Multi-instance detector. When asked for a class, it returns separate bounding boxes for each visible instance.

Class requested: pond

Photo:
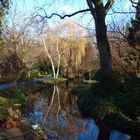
[23,84,131,140]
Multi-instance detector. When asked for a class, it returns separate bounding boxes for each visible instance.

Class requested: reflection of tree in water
[24,85,87,139]
[23,85,132,140]
[42,85,86,139]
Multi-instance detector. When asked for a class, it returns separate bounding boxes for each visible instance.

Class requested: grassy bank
[72,80,140,139]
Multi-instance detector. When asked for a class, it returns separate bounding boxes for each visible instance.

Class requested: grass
[83,80,99,84]
[44,77,67,84]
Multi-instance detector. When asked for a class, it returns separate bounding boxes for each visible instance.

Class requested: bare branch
[104,0,114,14]
[35,4,137,21]
[36,8,90,20]
[86,0,96,18]
[133,47,140,52]
[108,11,136,15]
[129,0,138,7]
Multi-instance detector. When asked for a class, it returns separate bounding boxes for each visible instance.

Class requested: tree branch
[35,5,137,22]
[129,0,138,5]
[36,8,90,20]
[108,11,136,15]
[104,0,114,14]
[86,0,96,18]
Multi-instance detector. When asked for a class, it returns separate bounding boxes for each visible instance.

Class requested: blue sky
[8,0,137,30]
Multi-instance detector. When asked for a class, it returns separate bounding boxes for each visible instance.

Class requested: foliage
[112,53,131,83]
[0,96,8,120]
[0,87,26,121]
[0,96,8,106]
[84,70,95,80]
[9,87,27,105]
[73,81,140,120]
[31,69,47,78]
[0,52,28,79]
[109,38,140,82]
[91,99,118,120]
[72,81,140,137]
[0,107,8,120]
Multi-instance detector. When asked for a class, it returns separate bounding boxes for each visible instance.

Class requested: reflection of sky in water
[25,108,131,140]
[110,130,131,140]
[27,109,44,125]
[74,120,99,140]
[59,111,68,128]
[24,88,131,140]
[25,101,100,140]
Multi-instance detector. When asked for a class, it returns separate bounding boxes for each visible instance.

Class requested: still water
[23,85,131,140]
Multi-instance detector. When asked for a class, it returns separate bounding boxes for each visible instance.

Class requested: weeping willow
[62,37,89,78]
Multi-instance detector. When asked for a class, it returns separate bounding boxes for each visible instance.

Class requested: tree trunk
[95,13,115,83]
[98,124,111,140]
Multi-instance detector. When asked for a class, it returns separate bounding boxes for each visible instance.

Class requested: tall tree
[38,0,116,83]
[86,0,115,83]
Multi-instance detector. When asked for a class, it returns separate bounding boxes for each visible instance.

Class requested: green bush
[84,70,95,80]
[31,69,48,78]
[9,87,27,105]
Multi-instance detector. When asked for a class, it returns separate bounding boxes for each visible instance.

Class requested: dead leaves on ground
[0,104,21,129]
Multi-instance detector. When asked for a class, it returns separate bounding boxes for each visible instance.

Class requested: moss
[112,83,140,118]
[0,96,8,106]
[91,99,118,120]
[72,81,140,137]
[107,112,140,137]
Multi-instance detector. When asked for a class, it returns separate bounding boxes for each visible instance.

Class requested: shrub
[0,52,28,79]
[84,70,95,80]
[9,87,27,105]
[31,69,47,78]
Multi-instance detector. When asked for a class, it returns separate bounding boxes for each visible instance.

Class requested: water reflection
[110,131,131,140]
[23,85,130,140]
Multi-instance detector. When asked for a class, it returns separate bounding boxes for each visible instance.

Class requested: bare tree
[56,20,88,79]
[42,30,65,79]
[36,0,118,84]
[1,8,45,79]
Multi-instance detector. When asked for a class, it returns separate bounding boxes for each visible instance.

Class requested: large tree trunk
[95,13,115,83]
